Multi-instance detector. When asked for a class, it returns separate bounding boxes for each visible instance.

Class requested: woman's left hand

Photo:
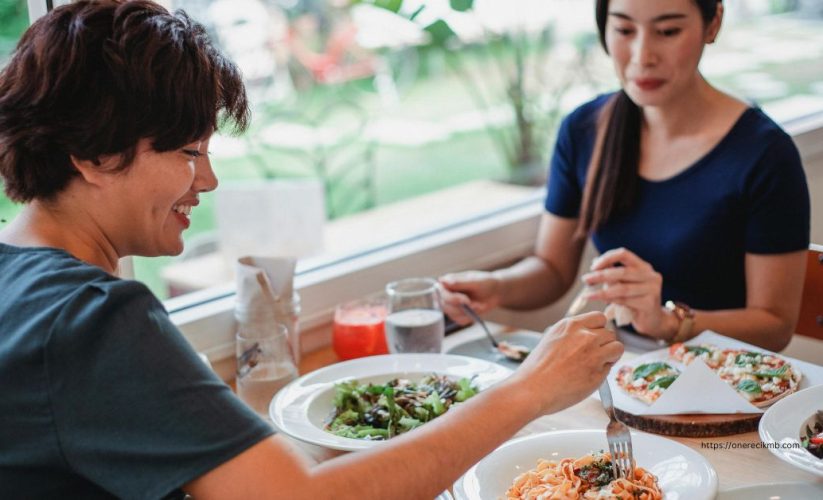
[581,247,675,340]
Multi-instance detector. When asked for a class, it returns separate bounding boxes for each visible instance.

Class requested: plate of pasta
[453,430,717,499]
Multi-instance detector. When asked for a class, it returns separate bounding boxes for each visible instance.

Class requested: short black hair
[0,0,249,203]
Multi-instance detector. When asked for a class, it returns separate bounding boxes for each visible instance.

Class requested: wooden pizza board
[614,408,761,437]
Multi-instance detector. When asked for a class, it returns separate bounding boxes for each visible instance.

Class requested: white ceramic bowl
[453,429,717,500]
[759,384,823,477]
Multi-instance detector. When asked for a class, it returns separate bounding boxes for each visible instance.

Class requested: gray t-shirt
[0,243,274,499]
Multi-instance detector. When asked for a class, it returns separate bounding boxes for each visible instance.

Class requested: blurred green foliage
[0,0,27,39]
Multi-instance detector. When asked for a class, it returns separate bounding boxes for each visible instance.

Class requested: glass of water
[236,322,298,419]
[384,278,445,353]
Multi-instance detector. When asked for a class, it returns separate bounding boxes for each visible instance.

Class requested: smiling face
[106,137,216,257]
[605,0,721,107]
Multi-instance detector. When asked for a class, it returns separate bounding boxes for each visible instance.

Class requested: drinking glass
[236,322,298,419]
[333,296,389,360]
[384,278,445,353]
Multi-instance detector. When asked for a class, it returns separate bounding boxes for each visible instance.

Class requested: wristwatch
[664,300,695,344]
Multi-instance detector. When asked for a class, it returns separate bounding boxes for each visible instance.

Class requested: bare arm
[184,313,623,499]
[687,251,806,351]
[440,213,586,322]
[495,213,586,310]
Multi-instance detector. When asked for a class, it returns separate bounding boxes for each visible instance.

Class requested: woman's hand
[581,247,677,340]
[438,271,503,325]
[512,311,624,415]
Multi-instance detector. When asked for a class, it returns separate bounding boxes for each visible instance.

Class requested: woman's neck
[640,75,727,138]
[0,199,120,273]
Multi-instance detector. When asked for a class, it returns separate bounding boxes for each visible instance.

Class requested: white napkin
[604,303,633,327]
[640,358,762,415]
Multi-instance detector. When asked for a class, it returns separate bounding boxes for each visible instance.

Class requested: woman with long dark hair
[442,0,809,352]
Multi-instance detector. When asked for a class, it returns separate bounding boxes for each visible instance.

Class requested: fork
[599,380,634,480]
[461,304,499,349]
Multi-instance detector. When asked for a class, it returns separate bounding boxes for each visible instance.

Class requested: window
[0,0,28,227]
[3,0,823,310]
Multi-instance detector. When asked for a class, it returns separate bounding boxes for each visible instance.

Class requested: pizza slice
[669,343,802,408]
[715,348,803,408]
[616,361,681,405]
[668,343,725,369]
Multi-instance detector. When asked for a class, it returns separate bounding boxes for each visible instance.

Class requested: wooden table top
[291,323,823,493]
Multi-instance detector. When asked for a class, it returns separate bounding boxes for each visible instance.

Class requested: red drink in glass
[333,299,389,360]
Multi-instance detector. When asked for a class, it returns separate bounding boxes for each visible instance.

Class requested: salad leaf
[398,416,422,432]
[456,377,477,402]
[425,391,446,416]
[325,375,478,440]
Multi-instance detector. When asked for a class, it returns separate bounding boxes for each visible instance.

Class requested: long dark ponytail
[577,0,722,237]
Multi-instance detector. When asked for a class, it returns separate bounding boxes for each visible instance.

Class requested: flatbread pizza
[617,343,802,408]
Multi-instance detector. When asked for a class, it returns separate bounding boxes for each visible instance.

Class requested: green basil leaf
[648,375,678,390]
[753,365,789,379]
[737,379,762,394]
[686,346,711,355]
[735,352,762,366]
[632,362,672,380]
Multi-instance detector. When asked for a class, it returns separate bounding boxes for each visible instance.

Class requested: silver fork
[599,380,634,480]
[566,285,634,478]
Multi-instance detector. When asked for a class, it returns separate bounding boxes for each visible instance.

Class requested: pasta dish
[506,452,662,499]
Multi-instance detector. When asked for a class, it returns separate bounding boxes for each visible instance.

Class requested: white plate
[435,491,454,500]
[269,353,512,451]
[718,482,823,499]
[759,384,823,477]
[453,429,717,500]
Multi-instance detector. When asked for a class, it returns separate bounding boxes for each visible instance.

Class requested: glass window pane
[3,1,821,302]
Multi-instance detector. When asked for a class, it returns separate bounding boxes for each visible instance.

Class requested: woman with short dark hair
[441,0,810,352]
[0,2,622,498]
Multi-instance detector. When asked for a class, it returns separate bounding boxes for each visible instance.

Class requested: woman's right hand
[513,311,624,416]
[438,270,503,324]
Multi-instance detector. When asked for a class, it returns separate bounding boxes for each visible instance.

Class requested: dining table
[284,321,823,494]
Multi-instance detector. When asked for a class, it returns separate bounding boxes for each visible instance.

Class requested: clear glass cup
[236,322,298,419]
[273,291,301,365]
[384,277,445,353]
[333,295,389,360]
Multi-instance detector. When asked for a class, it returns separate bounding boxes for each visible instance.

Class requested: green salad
[324,374,478,440]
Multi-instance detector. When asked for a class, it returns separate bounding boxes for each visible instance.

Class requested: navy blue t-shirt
[545,94,810,310]
[0,243,274,499]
